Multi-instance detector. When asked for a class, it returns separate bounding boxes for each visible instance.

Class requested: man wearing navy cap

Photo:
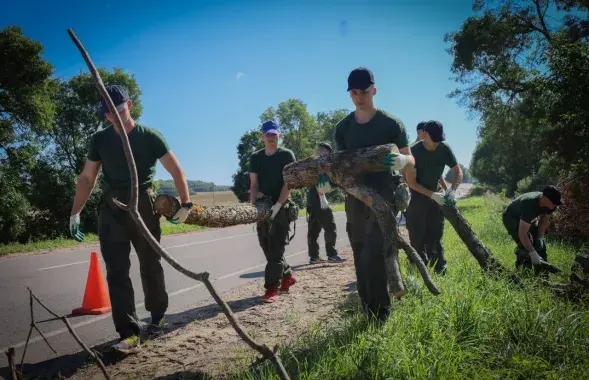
[333,67,415,321]
[502,185,564,272]
[249,120,298,303]
[69,84,192,354]
[405,120,462,275]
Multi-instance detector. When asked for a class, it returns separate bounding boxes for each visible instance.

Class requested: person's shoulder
[90,125,113,142]
[335,112,354,129]
[377,109,405,127]
[136,123,164,136]
[278,147,296,159]
[410,140,423,149]
[439,141,455,152]
[251,148,265,157]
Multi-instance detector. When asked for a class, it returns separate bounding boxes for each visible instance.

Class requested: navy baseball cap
[347,67,374,91]
[424,120,446,142]
[99,85,130,117]
[261,120,280,134]
[416,121,427,131]
[543,185,564,206]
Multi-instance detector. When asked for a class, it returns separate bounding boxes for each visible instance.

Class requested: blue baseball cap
[99,84,130,117]
[261,120,280,134]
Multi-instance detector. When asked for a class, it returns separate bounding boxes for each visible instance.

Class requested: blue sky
[3,0,480,186]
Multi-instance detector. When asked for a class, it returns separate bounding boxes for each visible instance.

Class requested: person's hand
[316,173,333,194]
[444,189,457,206]
[319,193,330,209]
[169,202,193,224]
[430,192,445,206]
[69,213,85,242]
[528,249,545,265]
[268,202,283,222]
[382,150,408,171]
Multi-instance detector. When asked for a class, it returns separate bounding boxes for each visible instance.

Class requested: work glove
[168,202,193,224]
[268,202,282,222]
[528,249,544,265]
[316,173,334,194]
[430,192,446,206]
[69,213,85,242]
[444,189,457,207]
[382,150,408,171]
[319,193,330,209]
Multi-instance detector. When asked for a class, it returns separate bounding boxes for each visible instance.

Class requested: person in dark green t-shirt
[68,85,192,355]
[331,67,415,321]
[249,120,297,303]
[414,121,448,191]
[502,185,564,271]
[405,120,463,275]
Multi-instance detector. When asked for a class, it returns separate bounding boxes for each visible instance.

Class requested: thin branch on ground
[66,28,291,380]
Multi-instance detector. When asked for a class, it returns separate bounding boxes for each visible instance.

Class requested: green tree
[0,26,57,243]
[446,163,471,184]
[231,129,264,202]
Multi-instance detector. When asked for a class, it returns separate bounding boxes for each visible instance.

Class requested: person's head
[423,120,446,146]
[416,121,427,141]
[100,84,133,126]
[261,120,281,148]
[539,185,564,213]
[347,67,376,111]
[316,142,332,156]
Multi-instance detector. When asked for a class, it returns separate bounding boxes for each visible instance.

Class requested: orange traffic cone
[72,251,112,315]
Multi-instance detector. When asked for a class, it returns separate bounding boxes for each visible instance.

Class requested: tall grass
[229,194,589,380]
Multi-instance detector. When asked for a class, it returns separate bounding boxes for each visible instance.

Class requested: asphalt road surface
[0,183,472,374]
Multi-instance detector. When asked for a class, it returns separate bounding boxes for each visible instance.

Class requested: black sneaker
[309,257,323,264]
[145,315,166,336]
[328,255,346,263]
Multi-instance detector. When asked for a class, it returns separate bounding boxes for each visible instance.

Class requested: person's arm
[277,183,290,205]
[449,164,463,191]
[249,172,259,204]
[537,214,549,238]
[159,151,190,204]
[405,166,434,197]
[439,176,448,191]
[71,160,102,215]
[518,220,535,252]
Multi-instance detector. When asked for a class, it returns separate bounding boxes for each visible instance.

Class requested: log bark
[154,195,272,227]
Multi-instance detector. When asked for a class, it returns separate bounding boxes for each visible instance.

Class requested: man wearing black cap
[306,142,345,264]
[69,84,192,354]
[502,185,563,271]
[249,120,298,303]
[333,67,415,321]
[405,120,463,275]
[413,121,449,191]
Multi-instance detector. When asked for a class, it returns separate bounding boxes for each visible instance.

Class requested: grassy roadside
[0,204,345,257]
[228,194,588,380]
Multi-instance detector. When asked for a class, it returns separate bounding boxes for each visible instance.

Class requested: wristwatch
[181,202,193,209]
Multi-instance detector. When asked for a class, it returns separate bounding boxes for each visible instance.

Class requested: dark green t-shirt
[410,140,458,191]
[249,147,296,202]
[334,109,409,189]
[87,123,170,190]
[503,191,552,223]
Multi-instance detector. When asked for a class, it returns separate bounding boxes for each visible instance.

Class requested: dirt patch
[70,246,359,380]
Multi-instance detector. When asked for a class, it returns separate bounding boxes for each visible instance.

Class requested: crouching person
[249,120,298,303]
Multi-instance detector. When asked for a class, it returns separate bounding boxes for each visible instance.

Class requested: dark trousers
[307,208,338,258]
[256,207,292,289]
[405,191,447,274]
[345,195,393,320]
[502,214,547,271]
[98,189,168,339]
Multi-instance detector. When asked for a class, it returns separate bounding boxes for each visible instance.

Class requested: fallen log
[283,143,440,297]
[154,195,272,228]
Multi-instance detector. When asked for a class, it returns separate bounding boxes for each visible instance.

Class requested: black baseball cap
[542,185,564,206]
[347,67,374,91]
[424,120,446,142]
[318,142,332,153]
[99,84,130,117]
[416,121,427,131]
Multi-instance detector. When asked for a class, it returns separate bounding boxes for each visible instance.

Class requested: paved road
[0,183,472,374]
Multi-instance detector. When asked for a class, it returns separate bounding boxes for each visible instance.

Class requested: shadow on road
[239,261,346,280]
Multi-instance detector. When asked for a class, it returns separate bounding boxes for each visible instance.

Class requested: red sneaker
[279,274,296,293]
[262,287,279,303]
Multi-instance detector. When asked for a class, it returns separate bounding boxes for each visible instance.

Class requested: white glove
[169,203,192,224]
[383,151,408,171]
[316,173,334,194]
[445,189,456,201]
[528,250,544,265]
[430,192,445,206]
[319,193,330,209]
[268,202,282,221]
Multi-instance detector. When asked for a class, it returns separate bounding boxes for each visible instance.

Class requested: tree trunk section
[154,194,272,227]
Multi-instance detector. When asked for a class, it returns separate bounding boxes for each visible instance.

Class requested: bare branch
[62,316,111,380]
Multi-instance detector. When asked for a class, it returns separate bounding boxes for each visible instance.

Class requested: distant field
[190,191,238,206]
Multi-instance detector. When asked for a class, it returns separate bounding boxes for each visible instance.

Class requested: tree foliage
[446,163,471,184]
[447,0,589,238]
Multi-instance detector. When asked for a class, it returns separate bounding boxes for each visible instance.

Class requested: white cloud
[236,72,244,80]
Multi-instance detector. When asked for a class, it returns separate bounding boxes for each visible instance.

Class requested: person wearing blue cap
[332,67,415,321]
[405,120,463,275]
[68,84,192,354]
[249,120,298,303]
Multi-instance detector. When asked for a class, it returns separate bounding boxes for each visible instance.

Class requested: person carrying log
[68,85,192,355]
[331,67,415,321]
[415,121,449,191]
[306,142,345,264]
[501,185,564,274]
[405,120,463,275]
[249,120,298,303]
